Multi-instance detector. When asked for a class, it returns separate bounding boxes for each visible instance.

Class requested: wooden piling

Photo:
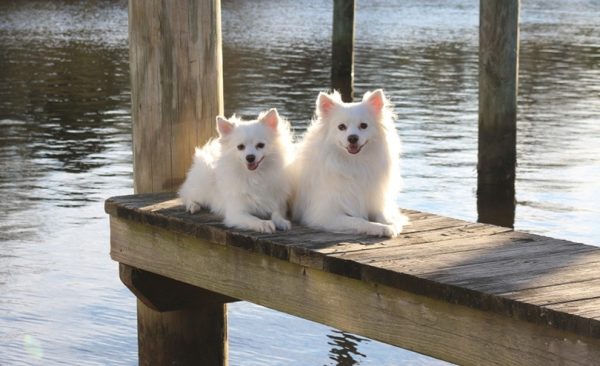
[478,0,519,227]
[130,0,223,193]
[331,0,355,102]
[128,0,226,364]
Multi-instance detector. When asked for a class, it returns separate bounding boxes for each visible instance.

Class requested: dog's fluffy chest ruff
[321,146,391,216]
[217,160,287,217]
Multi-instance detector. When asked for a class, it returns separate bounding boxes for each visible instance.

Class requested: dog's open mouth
[346,142,366,155]
[247,157,264,171]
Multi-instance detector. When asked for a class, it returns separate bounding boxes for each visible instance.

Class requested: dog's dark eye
[237,144,245,150]
[337,124,347,131]
[359,122,368,130]
[256,142,265,149]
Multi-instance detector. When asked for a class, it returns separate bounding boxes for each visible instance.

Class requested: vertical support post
[331,0,355,102]
[478,0,519,228]
[137,300,227,366]
[128,0,226,365]
[130,0,223,193]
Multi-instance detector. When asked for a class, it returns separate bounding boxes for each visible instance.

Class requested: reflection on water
[1,0,599,365]
[326,330,367,366]
[477,183,516,228]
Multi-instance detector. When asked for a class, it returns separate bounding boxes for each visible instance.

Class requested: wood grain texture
[548,298,600,320]
[106,193,600,344]
[137,299,227,366]
[434,260,600,294]
[130,0,223,194]
[110,214,600,366]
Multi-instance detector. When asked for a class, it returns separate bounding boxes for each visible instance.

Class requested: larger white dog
[291,89,407,237]
[179,109,292,233]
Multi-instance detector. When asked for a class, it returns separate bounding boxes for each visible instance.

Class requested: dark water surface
[1,0,599,364]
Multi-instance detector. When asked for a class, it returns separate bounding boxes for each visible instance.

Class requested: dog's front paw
[252,219,276,234]
[273,217,291,231]
[390,214,408,234]
[382,224,400,238]
[375,212,408,235]
[186,202,201,214]
[368,223,399,238]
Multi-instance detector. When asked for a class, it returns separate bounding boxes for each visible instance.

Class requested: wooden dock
[117,1,589,364]
[106,193,600,365]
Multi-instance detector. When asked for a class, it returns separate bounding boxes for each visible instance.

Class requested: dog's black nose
[347,135,359,144]
[246,154,256,163]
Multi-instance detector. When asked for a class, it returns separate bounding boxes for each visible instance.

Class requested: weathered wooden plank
[322,244,600,326]
[424,251,600,287]
[105,194,504,256]
[326,230,534,259]
[349,238,595,270]
[289,224,514,275]
[105,195,451,246]
[443,261,600,295]
[110,216,600,366]
[282,217,471,255]
[318,222,513,256]
[107,195,497,274]
[499,278,600,306]
[327,237,579,273]
[548,298,600,320]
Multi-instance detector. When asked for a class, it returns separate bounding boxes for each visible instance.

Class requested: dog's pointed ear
[216,116,235,137]
[363,89,385,112]
[317,92,339,116]
[260,108,279,130]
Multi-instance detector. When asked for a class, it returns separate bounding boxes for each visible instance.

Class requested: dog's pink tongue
[247,162,259,171]
[347,144,360,154]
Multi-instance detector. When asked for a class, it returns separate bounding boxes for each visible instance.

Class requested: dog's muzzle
[247,156,264,171]
[346,141,366,155]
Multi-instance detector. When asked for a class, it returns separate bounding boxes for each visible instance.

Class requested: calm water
[1,0,599,364]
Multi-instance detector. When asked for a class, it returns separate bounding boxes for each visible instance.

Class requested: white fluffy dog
[291,89,408,237]
[179,109,292,233]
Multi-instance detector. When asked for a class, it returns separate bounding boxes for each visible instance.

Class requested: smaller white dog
[291,89,408,237]
[179,109,292,233]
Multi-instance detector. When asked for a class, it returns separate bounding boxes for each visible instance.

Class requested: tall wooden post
[331,0,355,102]
[477,0,519,228]
[130,0,223,193]
[128,0,227,364]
